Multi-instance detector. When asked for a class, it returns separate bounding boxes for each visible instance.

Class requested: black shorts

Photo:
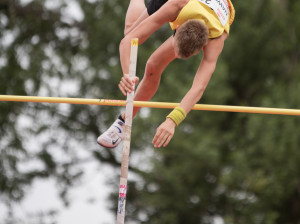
[147,0,168,15]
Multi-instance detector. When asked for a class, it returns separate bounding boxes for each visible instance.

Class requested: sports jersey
[147,0,235,38]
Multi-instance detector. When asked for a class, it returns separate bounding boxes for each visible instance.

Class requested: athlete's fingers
[121,77,133,92]
[152,130,161,144]
[118,83,126,96]
[153,127,171,148]
[154,132,165,148]
[121,79,134,93]
[121,76,131,87]
[156,133,169,148]
[153,119,176,148]
[134,77,139,86]
[152,129,162,146]
[163,135,172,148]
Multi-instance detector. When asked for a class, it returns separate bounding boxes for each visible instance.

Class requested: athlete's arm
[118,0,188,95]
[152,33,228,148]
[178,33,227,114]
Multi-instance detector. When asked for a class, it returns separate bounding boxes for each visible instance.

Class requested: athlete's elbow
[191,86,206,101]
[120,35,140,53]
[119,37,127,53]
[196,87,206,99]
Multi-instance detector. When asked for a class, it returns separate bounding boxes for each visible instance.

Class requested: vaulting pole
[116,38,138,224]
[1,95,300,116]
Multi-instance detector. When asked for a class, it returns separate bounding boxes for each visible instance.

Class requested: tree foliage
[1,0,300,223]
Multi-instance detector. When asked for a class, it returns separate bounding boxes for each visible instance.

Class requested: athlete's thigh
[125,0,147,33]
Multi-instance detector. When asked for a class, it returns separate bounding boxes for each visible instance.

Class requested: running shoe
[97,118,125,148]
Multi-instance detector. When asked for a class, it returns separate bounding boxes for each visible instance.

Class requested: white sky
[0,160,115,224]
[24,161,115,224]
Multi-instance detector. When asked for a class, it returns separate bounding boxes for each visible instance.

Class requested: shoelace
[108,129,119,140]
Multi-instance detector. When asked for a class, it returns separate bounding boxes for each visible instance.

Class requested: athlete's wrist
[166,117,177,126]
[166,106,187,126]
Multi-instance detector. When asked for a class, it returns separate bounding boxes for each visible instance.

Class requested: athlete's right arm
[118,0,188,95]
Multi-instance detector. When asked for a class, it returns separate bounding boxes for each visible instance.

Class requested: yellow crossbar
[0,95,300,116]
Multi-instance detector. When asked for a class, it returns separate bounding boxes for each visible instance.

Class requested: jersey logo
[198,0,229,26]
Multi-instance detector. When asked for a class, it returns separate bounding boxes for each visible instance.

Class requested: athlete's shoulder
[168,0,190,9]
[203,33,227,62]
[150,0,189,22]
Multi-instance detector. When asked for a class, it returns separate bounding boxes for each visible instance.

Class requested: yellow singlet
[170,0,235,38]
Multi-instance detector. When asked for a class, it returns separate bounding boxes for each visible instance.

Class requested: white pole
[117,38,138,224]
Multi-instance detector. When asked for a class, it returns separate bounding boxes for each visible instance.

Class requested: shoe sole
[97,140,118,149]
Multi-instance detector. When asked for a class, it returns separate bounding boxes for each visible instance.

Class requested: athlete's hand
[118,74,139,96]
[152,118,176,148]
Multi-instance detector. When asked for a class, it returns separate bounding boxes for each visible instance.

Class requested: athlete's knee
[124,23,133,36]
[144,59,162,82]
[119,36,129,53]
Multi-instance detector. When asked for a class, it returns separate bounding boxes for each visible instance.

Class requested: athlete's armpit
[203,32,227,63]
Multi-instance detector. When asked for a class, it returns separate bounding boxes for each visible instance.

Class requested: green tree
[119,0,300,224]
[0,0,149,222]
[1,0,300,224]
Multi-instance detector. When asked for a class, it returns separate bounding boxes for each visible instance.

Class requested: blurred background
[1,0,300,223]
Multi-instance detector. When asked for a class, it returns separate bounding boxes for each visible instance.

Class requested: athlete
[97,0,235,148]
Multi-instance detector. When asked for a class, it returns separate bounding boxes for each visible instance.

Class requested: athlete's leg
[124,0,148,35]
[122,36,177,118]
[98,36,177,148]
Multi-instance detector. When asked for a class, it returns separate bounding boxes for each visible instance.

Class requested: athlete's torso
[170,0,235,38]
[147,0,235,38]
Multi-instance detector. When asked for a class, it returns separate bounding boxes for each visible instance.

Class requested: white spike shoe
[97,118,125,148]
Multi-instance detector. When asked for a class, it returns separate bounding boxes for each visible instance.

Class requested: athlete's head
[173,19,209,59]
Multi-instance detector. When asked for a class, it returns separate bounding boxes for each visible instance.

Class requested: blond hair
[174,19,209,59]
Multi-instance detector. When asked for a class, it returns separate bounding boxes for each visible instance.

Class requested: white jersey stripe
[198,0,229,26]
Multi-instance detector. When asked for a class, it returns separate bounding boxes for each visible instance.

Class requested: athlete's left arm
[178,33,227,114]
[152,33,228,148]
